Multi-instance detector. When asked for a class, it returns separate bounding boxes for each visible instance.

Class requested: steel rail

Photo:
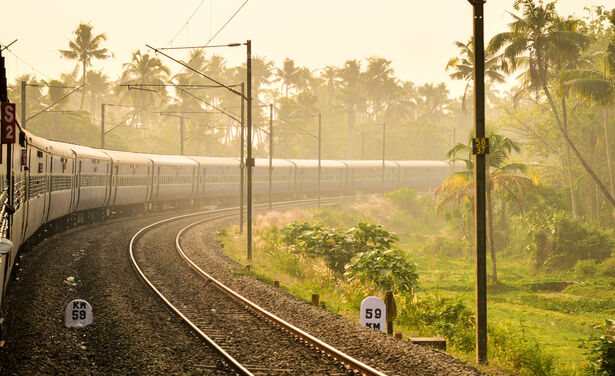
[175,200,389,376]
[129,206,254,376]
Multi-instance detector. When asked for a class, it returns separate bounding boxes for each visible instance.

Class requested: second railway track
[130,200,388,375]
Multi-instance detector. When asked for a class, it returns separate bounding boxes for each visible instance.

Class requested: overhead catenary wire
[26,83,85,122]
[165,0,208,48]
[151,0,250,102]
[176,87,238,122]
[0,39,53,81]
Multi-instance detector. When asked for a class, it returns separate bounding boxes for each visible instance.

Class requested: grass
[216,198,613,375]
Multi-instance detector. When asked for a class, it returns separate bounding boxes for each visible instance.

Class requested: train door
[146,165,152,202]
[41,154,50,222]
[155,166,160,199]
[112,164,119,205]
[103,161,110,206]
[20,146,31,243]
[74,159,82,212]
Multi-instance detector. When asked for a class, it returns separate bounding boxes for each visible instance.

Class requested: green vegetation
[218,186,615,375]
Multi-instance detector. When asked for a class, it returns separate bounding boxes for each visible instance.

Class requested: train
[0,129,456,307]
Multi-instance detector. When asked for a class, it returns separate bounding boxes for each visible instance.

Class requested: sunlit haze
[1,0,609,96]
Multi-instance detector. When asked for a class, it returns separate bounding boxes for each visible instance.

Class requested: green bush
[397,293,475,352]
[576,259,599,277]
[600,257,615,278]
[527,210,615,271]
[344,247,419,294]
[584,319,615,376]
[385,188,441,230]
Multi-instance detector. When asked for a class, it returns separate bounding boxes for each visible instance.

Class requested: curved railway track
[130,199,389,376]
[1,197,480,375]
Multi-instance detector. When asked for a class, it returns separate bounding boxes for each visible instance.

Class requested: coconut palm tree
[337,59,365,158]
[59,22,111,110]
[487,0,615,213]
[437,131,535,282]
[275,58,300,97]
[446,37,506,111]
[561,12,615,198]
[363,57,398,119]
[118,50,170,129]
[85,70,109,122]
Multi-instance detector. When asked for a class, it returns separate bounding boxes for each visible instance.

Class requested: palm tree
[59,22,111,110]
[561,12,615,199]
[275,58,300,97]
[337,59,365,158]
[437,131,535,282]
[85,70,109,122]
[487,0,615,214]
[118,50,170,129]
[364,57,398,120]
[446,37,506,111]
[320,66,341,105]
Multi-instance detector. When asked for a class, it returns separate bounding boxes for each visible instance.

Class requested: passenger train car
[0,129,457,307]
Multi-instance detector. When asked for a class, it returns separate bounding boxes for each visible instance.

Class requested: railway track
[129,199,389,376]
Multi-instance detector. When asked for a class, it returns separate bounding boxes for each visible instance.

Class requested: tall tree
[337,59,365,158]
[118,50,170,129]
[364,57,397,119]
[487,0,615,213]
[275,58,300,97]
[446,37,506,111]
[59,22,111,110]
[561,9,615,198]
[438,131,534,282]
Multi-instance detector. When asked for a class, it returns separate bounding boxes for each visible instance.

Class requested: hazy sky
[0,0,612,96]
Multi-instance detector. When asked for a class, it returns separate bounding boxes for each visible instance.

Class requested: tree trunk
[346,104,355,159]
[603,105,614,195]
[542,82,615,210]
[561,95,578,219]
[80,60,86,110]
[487,182,497,283]
[565,145,577,219]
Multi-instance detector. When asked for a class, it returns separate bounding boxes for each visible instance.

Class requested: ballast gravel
[0,210,481,375]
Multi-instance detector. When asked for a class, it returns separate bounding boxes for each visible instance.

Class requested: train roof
[394,160,450,168]
[47,140,77,158]
[144,154,198,167]
[25,131,53,151]
[102,149,154,165]
[251,158,295,168]
[337,160,398,168]
[287,159,347,168]
[53,142,112,161]
[188,156,239,167]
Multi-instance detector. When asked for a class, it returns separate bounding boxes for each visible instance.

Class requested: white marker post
[360,296,386,333]
[64,299,93,328]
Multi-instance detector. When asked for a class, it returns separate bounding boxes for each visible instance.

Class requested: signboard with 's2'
[360,296,386,333]
[1,103,17,144]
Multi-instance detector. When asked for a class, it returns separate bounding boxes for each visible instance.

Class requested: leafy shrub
[584,319,615,375]
[397,293,475,352]
[385,188,422,214]
[575,259,599,277]
[527,210,615,271]
[281,221,317,244]
[344,247,419,294]
[600,257,615,278]
[339,279,378,310]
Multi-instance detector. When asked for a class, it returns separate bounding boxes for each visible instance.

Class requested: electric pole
[469,0,488,364]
